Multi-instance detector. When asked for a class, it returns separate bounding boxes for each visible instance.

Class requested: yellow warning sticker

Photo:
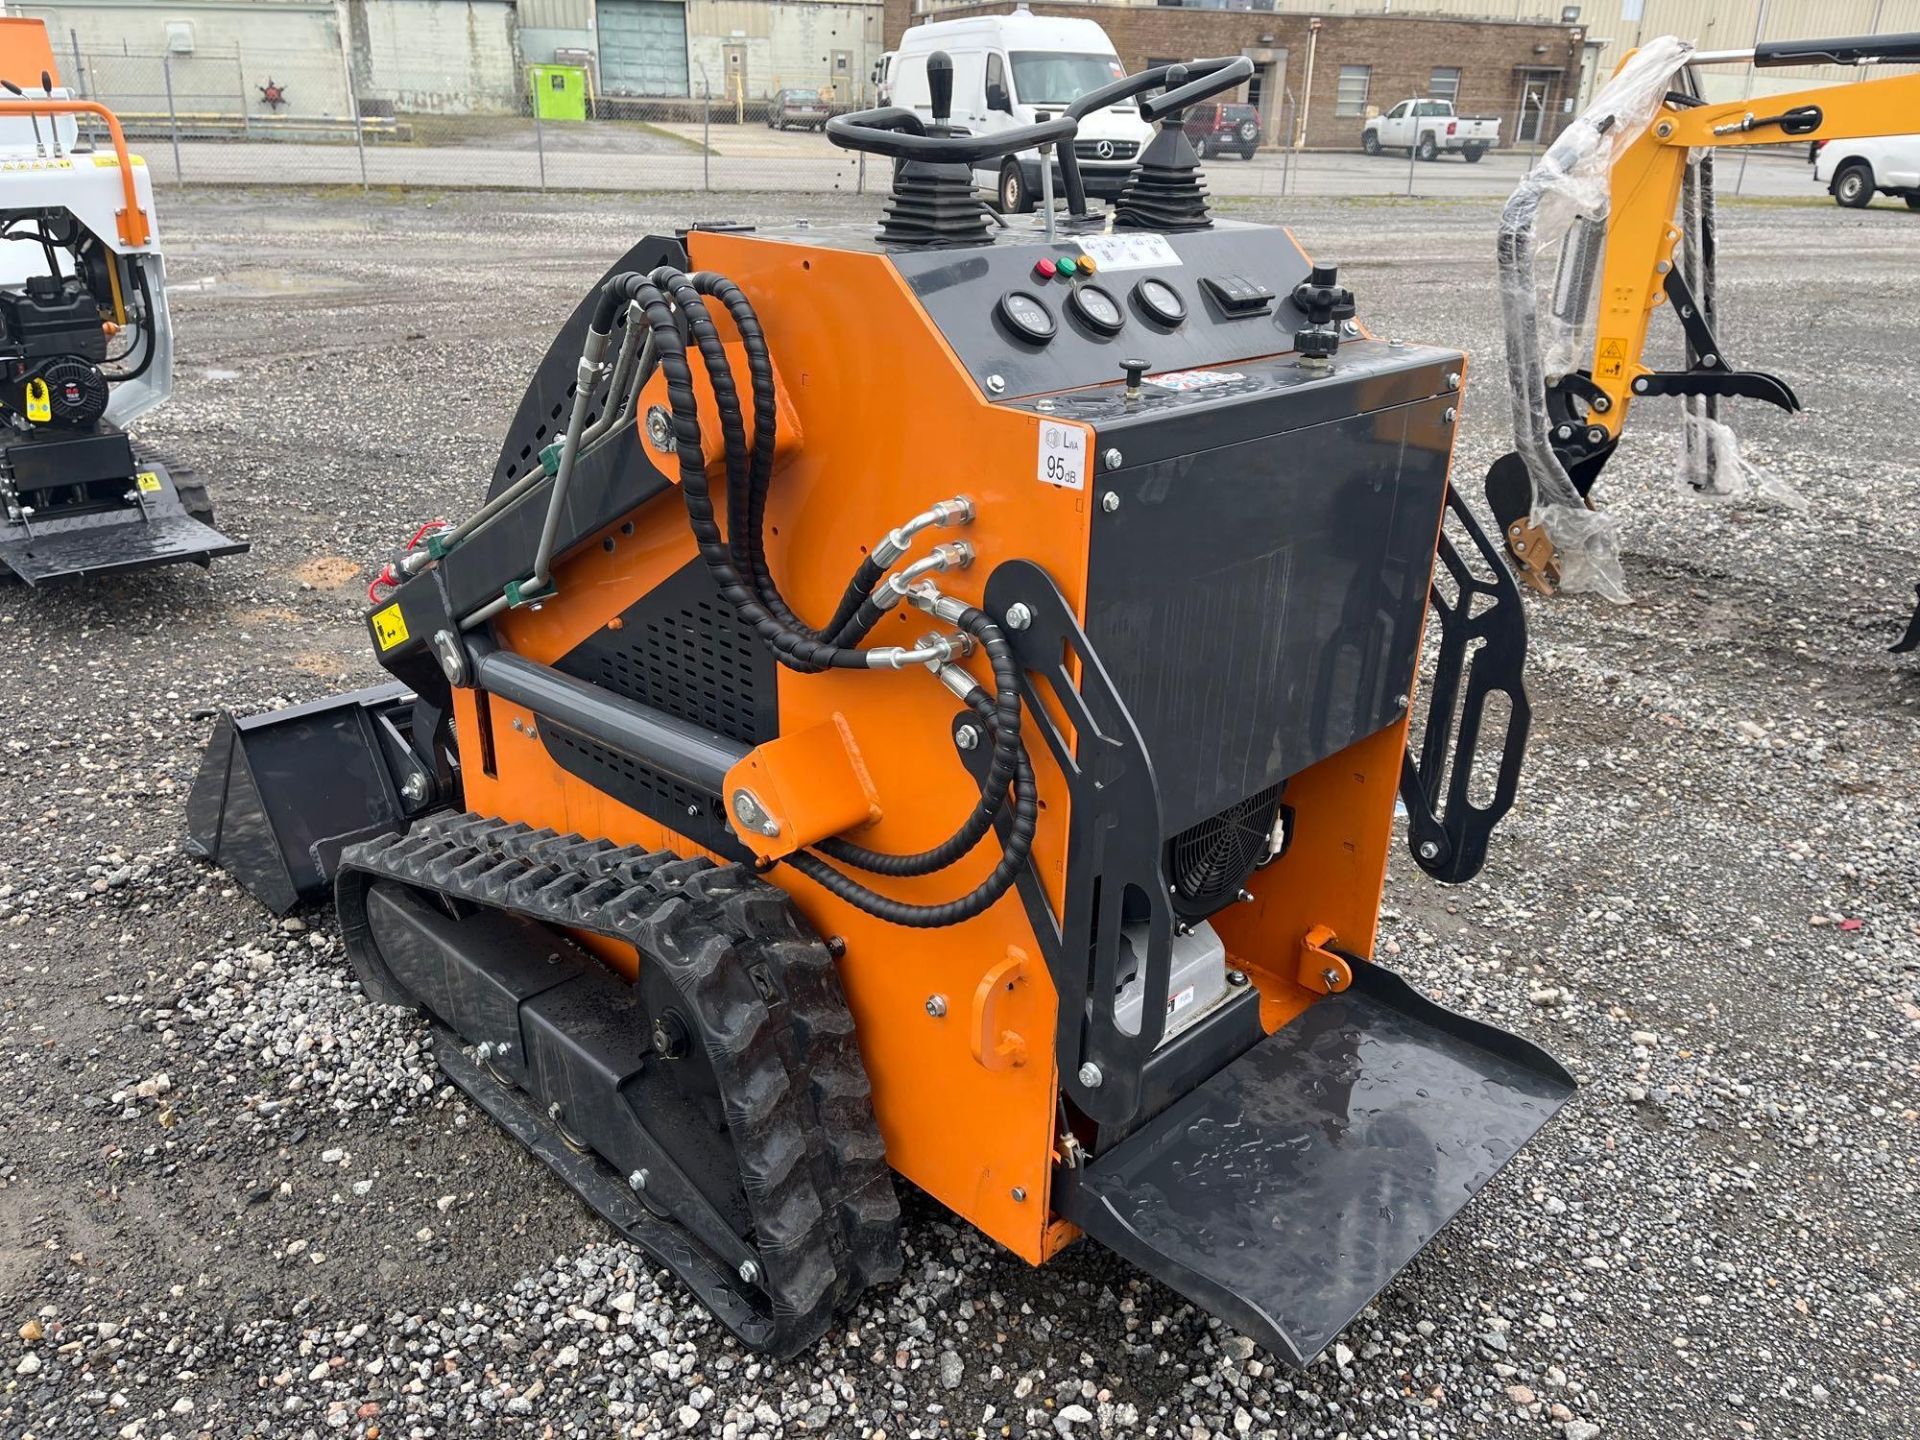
[1596,337,1627,380]
[24,378,49,424]
[135,471,162,493]
[371,603,410,651]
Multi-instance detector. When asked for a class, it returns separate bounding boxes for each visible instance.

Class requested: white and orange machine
[0,17,244,583]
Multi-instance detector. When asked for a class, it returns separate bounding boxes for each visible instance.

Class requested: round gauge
[1132,277,1187,327]
[997,290,1056,344]
[1069,284,1125,336]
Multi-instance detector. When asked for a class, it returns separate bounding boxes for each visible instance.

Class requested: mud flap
[184,683,428,914]
[1053,959,1574,1369]
[0,512,247,584]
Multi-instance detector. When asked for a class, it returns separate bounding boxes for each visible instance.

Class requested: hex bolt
[1341,319,1361,337]
[1226,969,1250,987]
[1237,889,1256,904]
[1418,839,1441,861]
[954,724,981,752]
[1592,395,1611,412]
[1395,692,1411,709]
[1011,1187,1028,1202]
[738,1259,761,1286]
[1445,370,1461,391]
[1556,424,1573,439]
[1103,447,1123,469]
[1322,967,1343,992]
[925,994,948,1018]
[1004,602,1033,631]
[1443,407,1457,425]
[628,1169,649,1192]
[986,374,1007,394]
[1101,491,1120,513]
[1077,1062,1103,1089]
[400,772,429,805]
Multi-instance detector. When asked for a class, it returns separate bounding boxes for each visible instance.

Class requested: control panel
[886,220,1324,402]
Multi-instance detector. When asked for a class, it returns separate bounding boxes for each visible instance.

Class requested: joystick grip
[928,51,954,127]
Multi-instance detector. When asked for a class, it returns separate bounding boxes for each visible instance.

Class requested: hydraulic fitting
[930,662,985,702]
[876,541,974,609]
[865,630,972,669]
[871,496,976,568]
[904,579,973,625]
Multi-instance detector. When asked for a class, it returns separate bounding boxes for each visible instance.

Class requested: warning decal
[371,603,410,651]
[1596,337,1628,379]
[135,471,162,493]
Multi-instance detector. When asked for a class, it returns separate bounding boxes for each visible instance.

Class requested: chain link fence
[47,36,1820,204]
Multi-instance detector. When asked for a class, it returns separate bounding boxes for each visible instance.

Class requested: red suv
[1183,102,1262,160]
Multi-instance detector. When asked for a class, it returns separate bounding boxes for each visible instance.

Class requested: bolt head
[1004,602,1032,631]
[925,994,948,1018]
[986,373,1006,394]
[1011,1186,1028,1202]
[1077,1062,1103,1089]
[400,773,428,804]
[1226,968,1249,987]
[954,724,980,752]
[644,405,675,453]
[1443,407,1457,425]
[1101,490,1120,513]
[1445,370,1461,390]
[1418,839,1441,861]
[628,1169,649,1192]
[1102,448,1123,470]
[738,1259,760,1286]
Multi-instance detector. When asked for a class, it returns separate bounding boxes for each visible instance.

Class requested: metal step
[1053,961,1574,1369]
[0,512,248,584]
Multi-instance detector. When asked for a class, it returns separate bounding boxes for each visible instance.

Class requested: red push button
[1033,257,1058,280]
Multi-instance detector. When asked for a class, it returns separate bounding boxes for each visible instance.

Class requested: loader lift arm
[1486,33,1920,650]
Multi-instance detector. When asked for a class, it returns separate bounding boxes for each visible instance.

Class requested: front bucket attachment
[185,683,423,914]
[1055,960,1574,1368]
[0,513,247,585]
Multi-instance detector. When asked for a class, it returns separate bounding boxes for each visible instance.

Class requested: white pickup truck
[1362,99,1499,162]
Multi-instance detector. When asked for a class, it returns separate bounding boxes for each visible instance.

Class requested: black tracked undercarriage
[335,811,902,1355]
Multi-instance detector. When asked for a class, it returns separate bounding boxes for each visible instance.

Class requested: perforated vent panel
[541,559,777,856]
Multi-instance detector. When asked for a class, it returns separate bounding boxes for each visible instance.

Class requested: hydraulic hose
[612,263,1037,927]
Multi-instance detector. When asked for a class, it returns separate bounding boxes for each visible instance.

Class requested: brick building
[881,2,1585,150]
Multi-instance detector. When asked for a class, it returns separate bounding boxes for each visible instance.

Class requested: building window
[1335,65,1370,118]
[1561,5,1581,20]
[1429,66,1460,105]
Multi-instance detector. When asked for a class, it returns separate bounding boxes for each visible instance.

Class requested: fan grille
[1165,784,1283,919]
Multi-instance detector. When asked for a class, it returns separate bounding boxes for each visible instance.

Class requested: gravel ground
[1,186,1915,1440]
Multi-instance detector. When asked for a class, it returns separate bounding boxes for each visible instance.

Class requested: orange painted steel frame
[0,18,151,248]
[450,228,1454,1266]
[1584,61,1920,446]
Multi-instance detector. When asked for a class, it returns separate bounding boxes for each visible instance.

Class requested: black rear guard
[1055,956,1574,1369]
[1400,488,1531,882]
[184,683,438,913]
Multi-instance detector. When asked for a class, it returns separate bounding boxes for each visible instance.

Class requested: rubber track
[338,810,902,1353]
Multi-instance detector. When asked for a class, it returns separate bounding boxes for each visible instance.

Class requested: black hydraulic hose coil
[593,265,1036,926]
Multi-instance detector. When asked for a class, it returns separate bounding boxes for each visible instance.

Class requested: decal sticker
[371,603,410,651]
[1037,419,1087,490]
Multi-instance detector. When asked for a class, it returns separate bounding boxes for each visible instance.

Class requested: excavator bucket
[1055,965,1573,1367]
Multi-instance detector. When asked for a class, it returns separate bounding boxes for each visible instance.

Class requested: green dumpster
[530,64,588,122]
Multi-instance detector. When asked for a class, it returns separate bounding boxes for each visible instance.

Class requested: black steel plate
[0,513,247,584]
[1055,966,1574,1368]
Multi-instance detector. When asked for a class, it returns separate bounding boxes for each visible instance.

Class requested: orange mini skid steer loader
[188,56,1570,1364]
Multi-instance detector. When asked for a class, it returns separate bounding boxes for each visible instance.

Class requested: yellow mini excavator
[188,55,1569,1364]
[1485,29,1920,653]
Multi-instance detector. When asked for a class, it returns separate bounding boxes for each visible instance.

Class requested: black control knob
[1291,262,1356,361]
[1121,358,1149,396]
[928,51,954,129]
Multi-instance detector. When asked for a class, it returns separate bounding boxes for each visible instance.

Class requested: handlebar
[1058,56,1255,216]
[825,104,1077,166]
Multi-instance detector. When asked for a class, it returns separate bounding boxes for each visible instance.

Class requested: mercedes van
[889,7,1154,212]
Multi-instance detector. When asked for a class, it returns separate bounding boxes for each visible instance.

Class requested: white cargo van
[890,7,1153,213]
